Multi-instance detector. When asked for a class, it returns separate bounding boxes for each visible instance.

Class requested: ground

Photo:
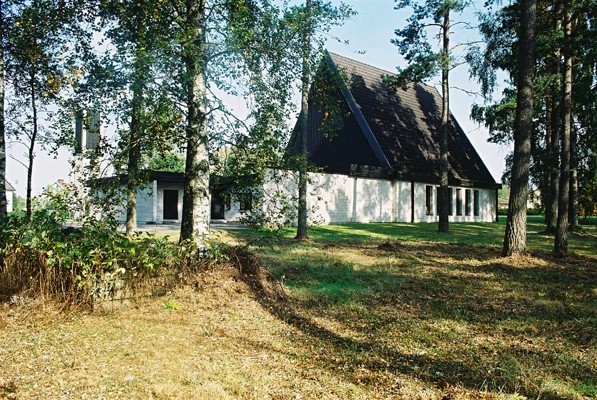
[1,222,596,399]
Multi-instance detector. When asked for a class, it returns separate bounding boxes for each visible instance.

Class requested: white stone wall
[395,181,412,222]
[136,184,155,223]
[6,191,13,213]
[225,170,497,225]
[114,182,184,225]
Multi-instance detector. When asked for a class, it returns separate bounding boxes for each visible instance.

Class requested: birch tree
[295,0,312,240]
[0,1,8,219]
[101,0,170,236]
[6,0,79,221]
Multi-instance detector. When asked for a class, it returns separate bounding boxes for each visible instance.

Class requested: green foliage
[146,151,185,173]
[162,298,180,310]
[497,207,509,215]
[11,193,25,213]
[0,208,196,307]
[389,0,468,87]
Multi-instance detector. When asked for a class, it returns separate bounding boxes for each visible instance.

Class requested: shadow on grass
[233,219,597,257]
[235,240,597,399]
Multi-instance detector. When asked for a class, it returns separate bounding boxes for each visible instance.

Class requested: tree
[472,0,597,244]
[554,2,572,256]
[101,0,170,236]
[390,0,471,233]
[147,150,186,173]
[502,0,537,256]
[544,0,562,232]
[0,0,7,219]
[295,0,312,240]
[283,1,353,239]
[5,0,79,221]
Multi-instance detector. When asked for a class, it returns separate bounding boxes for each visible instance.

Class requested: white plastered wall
[224,169,496,225]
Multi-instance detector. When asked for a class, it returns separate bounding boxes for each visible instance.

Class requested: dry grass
[1,237,596,399]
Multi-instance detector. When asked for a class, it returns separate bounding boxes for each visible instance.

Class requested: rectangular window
[456,188,463,216]
[465,189,472,216]
[448,187,453,215]
[474,190,480,216]
[425,185,433,215]
[436,186,440,215]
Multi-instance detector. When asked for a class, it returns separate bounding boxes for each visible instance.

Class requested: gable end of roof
[324,51,392,170]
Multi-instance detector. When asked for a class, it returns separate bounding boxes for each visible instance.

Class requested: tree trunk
[502,0,536,256]
[438,10,450,233]
[545,2,562,232]
[125,91,142,236]
[554,6,572,257]
[0,7,6,220]
[295,0,312,240]
[126,13,148,237]
[180,0,210,244]
[26,73,38,222]
[569,125,578,230]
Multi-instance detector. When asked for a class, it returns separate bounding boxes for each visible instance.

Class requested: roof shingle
[327,52,496,187]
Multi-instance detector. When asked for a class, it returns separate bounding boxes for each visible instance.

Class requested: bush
[497,207,544,216]
[527,207,544,216]
[0,210,206,308]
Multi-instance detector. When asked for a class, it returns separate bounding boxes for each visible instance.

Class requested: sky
[5,0,510,197]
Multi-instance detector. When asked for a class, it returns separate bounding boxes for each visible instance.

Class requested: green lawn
[2,218,595,399]
[234,216,597,256]
[226,218,597,399]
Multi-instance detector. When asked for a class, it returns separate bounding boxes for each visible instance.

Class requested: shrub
[0,210,199,308]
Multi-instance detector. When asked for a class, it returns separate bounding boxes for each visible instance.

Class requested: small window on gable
[474,190,480,216]
[425,185,433,215]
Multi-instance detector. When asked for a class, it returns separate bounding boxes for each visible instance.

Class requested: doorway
[163,189,179,220]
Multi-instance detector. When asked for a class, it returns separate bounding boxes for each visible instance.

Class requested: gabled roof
[324,52,497,188]
[5,180,15,192]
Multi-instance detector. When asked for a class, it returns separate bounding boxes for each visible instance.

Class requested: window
[456,188,463,216]
[465,189,472,216]
[425,185,433,215]
[448,187,453,215]
[473,190,480,216]
[436,186,440,215]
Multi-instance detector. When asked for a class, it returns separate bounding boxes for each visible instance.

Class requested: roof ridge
[326,51,437,92]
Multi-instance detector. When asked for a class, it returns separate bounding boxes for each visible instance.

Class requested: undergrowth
[0,210,218,309]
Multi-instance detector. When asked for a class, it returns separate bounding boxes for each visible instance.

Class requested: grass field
[1,220,596,399]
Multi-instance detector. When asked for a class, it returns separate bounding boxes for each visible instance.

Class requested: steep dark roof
[321,52,497,188]
[5,180,15,192]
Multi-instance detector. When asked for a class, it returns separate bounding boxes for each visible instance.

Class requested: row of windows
[426,186,480,217]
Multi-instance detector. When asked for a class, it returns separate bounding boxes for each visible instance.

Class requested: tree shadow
[230,243,597,398]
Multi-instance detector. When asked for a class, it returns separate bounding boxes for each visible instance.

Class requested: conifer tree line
[0,0,595,256]
[391,0,596,256]
[467,0,597,256]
